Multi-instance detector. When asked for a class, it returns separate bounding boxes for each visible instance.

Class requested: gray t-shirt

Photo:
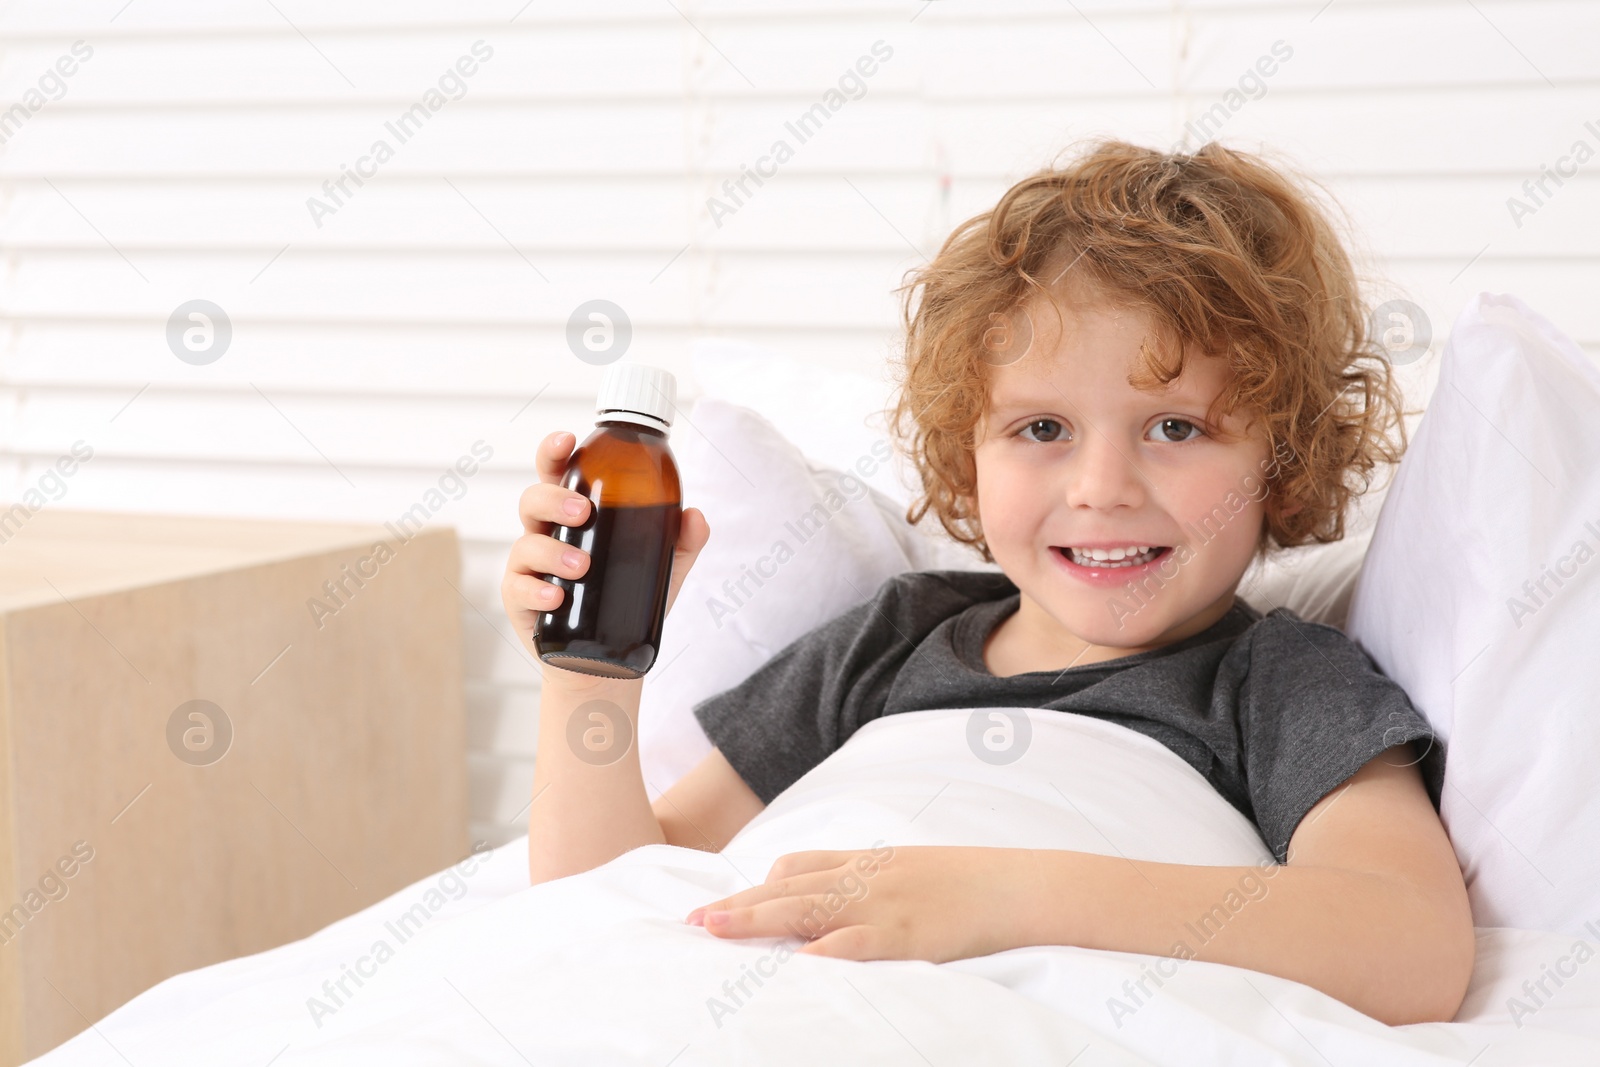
[692,569,1444,864]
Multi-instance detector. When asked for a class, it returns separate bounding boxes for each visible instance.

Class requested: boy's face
[971,288,1273,662]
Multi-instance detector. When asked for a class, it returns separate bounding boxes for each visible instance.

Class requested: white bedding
[33,709,1600,1065]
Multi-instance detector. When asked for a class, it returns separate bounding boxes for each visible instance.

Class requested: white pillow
[1347,292,1600,936]
[690,338,921,508]
[636,397,993,796]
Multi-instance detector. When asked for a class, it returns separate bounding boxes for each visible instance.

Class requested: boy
[502,139,1473,1026]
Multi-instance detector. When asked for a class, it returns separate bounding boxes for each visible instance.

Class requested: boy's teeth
[1066,545,1161,568]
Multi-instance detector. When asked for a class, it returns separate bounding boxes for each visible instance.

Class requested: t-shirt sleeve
[690,574,929,805]
[1235,608,1446,864]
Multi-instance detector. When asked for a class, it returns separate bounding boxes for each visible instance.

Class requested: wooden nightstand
[0,510,469,1065]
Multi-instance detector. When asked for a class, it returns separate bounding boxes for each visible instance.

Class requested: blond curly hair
[886,137,1409,566]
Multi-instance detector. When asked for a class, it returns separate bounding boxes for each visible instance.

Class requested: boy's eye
[1017,418,1065,443]
[1150,418,1203,443]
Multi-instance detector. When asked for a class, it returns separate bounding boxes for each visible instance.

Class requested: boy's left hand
[684,845,1030,963]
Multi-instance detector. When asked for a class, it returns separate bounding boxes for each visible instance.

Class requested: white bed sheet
[31,709,1600,1065]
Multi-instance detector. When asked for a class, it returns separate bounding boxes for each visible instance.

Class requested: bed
[31,707,1600,1065]
[29,291,1600,1064]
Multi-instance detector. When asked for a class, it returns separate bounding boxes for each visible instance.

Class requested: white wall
[2,0,1595,846]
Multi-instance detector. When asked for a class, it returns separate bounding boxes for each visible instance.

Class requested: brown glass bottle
[533,420,682,679]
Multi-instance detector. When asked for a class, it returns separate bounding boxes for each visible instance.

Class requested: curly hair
[886,137,1411,566]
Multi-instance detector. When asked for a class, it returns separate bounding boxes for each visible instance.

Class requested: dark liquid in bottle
[536,502,682,679]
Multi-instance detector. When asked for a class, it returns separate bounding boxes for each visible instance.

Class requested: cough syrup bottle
[533,362,682,679]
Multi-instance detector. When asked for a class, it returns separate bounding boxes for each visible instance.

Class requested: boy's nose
[1062,427,1147,512]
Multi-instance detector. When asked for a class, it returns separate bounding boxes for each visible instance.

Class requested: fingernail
[705,911,729,927]
[563,498,584,518]
[685,910,704,926]
[540,586,557,601]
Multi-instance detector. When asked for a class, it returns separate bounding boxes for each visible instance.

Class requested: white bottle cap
[595,362,676,434]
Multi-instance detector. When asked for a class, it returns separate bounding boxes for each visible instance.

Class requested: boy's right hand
[500,430,711,679]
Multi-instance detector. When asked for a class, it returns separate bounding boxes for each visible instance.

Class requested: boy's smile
[971,284,1274,677]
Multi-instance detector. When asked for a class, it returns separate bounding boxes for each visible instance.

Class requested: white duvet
[33,709,1600,1065]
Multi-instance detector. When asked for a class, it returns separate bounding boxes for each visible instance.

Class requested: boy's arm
[1010,743,1474,1025]
[691,742,1475,1026]
[506,428,716,886]
[652,747,768,853]
[527,671,665,885]
[528,677,767,882]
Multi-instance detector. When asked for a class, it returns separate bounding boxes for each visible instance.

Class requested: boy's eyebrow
[987,394,1051,415]
[988,382,1212,415]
